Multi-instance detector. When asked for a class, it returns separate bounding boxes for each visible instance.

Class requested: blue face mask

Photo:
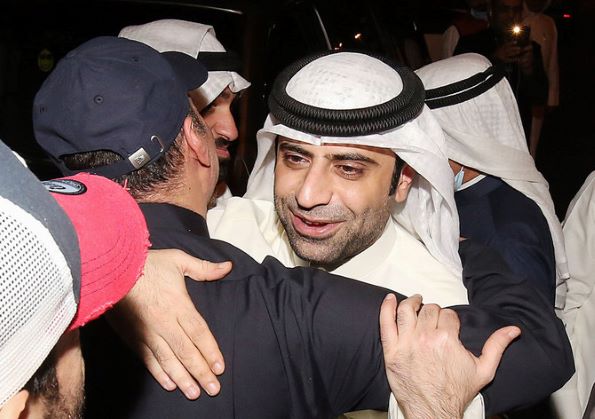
[454,167,465,191]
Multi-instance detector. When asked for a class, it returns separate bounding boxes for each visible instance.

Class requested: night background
[0,0,593,217]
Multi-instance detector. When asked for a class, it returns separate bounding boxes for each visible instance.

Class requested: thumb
[174,250,232,282]
[380,294,399,349]
[476,326,521,385]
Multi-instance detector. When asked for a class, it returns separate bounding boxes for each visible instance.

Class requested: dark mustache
[284,197,351,222]
[215,137,230,149]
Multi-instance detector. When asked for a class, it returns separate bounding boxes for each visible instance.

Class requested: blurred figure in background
[454,0,548,144]
[442,0,490,59]
[523,0,560,157]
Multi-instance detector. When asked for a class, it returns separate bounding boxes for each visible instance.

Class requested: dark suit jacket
[83,203,573,418]
[456,176,556,304]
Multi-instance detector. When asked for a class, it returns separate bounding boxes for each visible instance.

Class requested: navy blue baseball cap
[33,36,208,178]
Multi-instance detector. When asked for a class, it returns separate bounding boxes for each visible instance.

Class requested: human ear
[183,115,212,167]
[0,390,29,418]
[393,164,416,203]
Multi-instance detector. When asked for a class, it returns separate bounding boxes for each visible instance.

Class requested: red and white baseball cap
[43,173,150,330]
[0,140,149,406]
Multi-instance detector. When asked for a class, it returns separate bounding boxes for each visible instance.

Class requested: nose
[295,165,333,210]
[213,109,239,142]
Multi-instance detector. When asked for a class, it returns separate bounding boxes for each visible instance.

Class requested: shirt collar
[139,202,210,238]
[455,175,504,203]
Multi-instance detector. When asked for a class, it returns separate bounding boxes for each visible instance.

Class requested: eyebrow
[329,152,378,165]
[278,142,313,158]
[278,142,378,165]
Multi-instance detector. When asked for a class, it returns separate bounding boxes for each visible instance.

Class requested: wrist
[401,396,464,419]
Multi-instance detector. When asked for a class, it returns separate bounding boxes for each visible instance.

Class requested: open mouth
[215,138,231,160]
[216,145,230,160]
[291,213,343,239]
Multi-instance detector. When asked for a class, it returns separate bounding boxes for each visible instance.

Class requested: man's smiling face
[273,137,397,269]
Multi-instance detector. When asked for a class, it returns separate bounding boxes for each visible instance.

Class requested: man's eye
[337,165,364,178]
[201,103,214,116]
[283,153,308,166]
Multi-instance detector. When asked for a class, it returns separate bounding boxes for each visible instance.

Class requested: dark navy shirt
[83,203,572,418]
[456,176,556,304]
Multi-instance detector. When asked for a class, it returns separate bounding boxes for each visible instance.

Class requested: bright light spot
[563,13,572,18]
[512,25,521,35]
[354,32,362,40]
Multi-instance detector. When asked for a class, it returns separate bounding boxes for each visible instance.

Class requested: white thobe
[552,172,595,418]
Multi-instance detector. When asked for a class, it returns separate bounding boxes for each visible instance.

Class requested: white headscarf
[119,19,250,110]
[245,52,463,276]
[416,53,569,307]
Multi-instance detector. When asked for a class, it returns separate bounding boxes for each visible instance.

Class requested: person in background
[417,52,567,307]
[523,0,559,157]
[454,0,548,142]
[119,19,251,202]
[442,0,490,59]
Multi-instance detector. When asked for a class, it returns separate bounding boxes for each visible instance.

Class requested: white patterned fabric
[119,19,250,110]
[416,53,569,308]
[0,197,76,407]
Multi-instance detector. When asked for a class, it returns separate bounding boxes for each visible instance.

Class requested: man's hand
[493,41,523,63]
[107,249,232,399]
[379,294,521,419]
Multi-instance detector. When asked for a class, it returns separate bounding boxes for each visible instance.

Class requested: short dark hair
[62,110,206,200]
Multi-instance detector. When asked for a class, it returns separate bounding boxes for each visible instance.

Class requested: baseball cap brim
[162,51,208,91]
[43,173,150,330]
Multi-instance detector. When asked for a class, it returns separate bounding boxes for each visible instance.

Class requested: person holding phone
[453,0,548,143]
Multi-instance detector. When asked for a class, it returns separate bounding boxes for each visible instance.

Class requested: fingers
[113,249,227,399]
[416,303,441,331]
[146,334,203,399]
[159,296,223,397]
[167,328,221,397]
[380,294,398,348]
[437,308,460,336]
[179,307,225,375]
[395,294,423,335]
[476,326,521,385]
[140,345,177,391]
